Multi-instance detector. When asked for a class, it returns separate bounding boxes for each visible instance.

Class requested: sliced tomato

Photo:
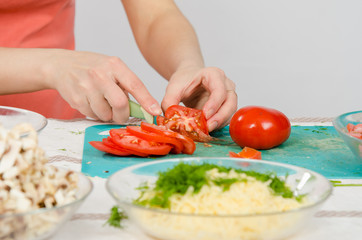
[156,116,166,125]
[228,151,240,158]
[140,122,196,154]
[229,147,262,160]
[159,105,212,142]
[103,136,148,157]
[239,147,262,159]
[89,141,131,156]
[347,123,355,132]
[126,126,184,154]
[109,128,130,138]
[164,105,209,134]
[347,123,362,140]
[110,128,172,156]
[349,132,362,139]
[354,124,362,132]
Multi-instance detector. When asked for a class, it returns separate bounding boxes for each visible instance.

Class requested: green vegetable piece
[104,206,128,228]
[129,99,154,124]
[330,180,362,187]
[134,162,302,208]
[213,178,240,191]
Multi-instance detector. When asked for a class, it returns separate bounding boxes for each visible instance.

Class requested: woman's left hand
[162,67,238,132]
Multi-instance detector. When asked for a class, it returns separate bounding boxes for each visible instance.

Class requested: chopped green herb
[333,184,362,187]
[304,128,330,135]
[295,194,306,202]
[70,130,84,135]
[134,162,300,208]
[213,178,239,191]
[58,148,66,151]
[104,206,128,228]
[330,180,362,187]
[135,182,150,191]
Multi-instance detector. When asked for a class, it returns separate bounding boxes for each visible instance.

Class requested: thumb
[161,84,183,112]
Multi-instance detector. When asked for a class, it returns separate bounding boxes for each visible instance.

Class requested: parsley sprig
[104,206,128,229]
[134,162,300,209]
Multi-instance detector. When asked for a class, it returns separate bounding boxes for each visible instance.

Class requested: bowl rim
[0,105,48,133]
[106,157,333,218]
[332,110,362,144]
[0,169,93,219]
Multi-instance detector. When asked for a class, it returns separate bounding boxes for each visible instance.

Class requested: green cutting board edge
[81,125,362,179]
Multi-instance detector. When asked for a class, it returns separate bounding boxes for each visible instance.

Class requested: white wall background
[74,0,361,119]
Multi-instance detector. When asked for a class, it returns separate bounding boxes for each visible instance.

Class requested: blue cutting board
[81,125,362,179]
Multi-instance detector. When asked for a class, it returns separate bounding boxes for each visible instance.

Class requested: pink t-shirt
[0,0,84,119]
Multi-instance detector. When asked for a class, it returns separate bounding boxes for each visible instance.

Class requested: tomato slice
[103,136,148,157]
[354,124,362,132]
[347,123,362,140]
[89,141,131,156]
[164,105,209,134]
[126,126,184,154]
[229,147,262,160]
[347,123,355,132]
[159,105,212,142]
[109,128,130,137]
[140,122,196,154]
[110,128,172,156]
[228,151,240,158]
[156,115,166,125]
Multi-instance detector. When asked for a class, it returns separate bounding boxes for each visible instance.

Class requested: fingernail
[149,103,162,115]
[208,121,218,132]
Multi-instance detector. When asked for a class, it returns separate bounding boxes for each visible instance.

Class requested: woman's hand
[122,1,236,131]
[46,49,162,123]
[162,66,237,132]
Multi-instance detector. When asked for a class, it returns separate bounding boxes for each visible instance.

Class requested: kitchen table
[38,118,362,240]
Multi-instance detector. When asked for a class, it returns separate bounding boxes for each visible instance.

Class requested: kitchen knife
[128,99,156,124]
[128,99,236,146]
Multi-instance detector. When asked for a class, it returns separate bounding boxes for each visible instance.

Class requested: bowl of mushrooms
[0,123,93,240]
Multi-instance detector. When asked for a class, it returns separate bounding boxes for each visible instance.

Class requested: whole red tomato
[229,106,291,150]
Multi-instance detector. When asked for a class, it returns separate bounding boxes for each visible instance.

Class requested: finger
[161,82,183,112]
[112,59,162,116]
[87,63,130,123]
[207,89,238,132]
[84,69,115,122]
[104,86,130,123]
[74,95,99,121]
[95,72,130,123]
[200,73,229,120]
[87,90,113,122]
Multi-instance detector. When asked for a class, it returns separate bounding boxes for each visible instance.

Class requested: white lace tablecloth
[38,118,362,240]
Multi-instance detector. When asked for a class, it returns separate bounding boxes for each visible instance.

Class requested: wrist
[39,48,68,89]
[175,60,204,73]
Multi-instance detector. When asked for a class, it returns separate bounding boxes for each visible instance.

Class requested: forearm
[123,0,205,80]
[143,10,204,79]
[0,47,54,94]
[122,1,236,131]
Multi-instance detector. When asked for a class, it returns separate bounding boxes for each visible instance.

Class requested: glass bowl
[0,170,93,240]
[0,106,47,133]
[333,110,362,161]
[106,157,332,240]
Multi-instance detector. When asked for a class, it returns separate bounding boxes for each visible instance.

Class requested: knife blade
[207,137,237,146]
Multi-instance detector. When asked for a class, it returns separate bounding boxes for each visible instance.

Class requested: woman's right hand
[45,49,162,123]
